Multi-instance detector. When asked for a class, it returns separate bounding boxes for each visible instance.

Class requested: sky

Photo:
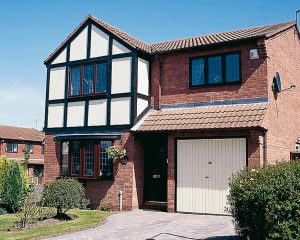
[0,0,299,130]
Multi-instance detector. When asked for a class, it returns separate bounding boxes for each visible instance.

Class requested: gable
[90,24,109,57]
[45,16,136,65]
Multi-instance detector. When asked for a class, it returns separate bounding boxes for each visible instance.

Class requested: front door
[144,134,167,207]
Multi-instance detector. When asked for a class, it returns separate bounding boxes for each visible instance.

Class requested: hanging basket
[106,146,128,165]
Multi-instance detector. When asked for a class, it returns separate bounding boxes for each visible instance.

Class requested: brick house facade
[43,16,300,214]
[0,125,45,184]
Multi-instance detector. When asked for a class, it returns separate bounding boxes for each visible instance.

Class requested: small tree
[16,185,51,228]
[0,156,28,212]
[42,178,89,217]
[22,147,30,173]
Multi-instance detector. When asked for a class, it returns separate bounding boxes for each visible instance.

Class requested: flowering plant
[106,146,126,160]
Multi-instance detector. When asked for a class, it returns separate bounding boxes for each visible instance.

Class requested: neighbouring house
[0,125,45,184]
[43,15,300,214]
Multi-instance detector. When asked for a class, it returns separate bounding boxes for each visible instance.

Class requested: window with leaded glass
[61,142,69,176]
[84,141,94,176]
[190,52,241,86]
[100,141,113,177]
[208,56,222,84]
[83,65,94,94]
[70,67,81,96]
[191,58,205,86]
[61,140,113,179]
[226,54,240,82]
[96,63,107,93]
[69,62,108,97]
[70,141,80,175]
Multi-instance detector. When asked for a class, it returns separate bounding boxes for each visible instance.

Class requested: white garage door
[176,138,246,215]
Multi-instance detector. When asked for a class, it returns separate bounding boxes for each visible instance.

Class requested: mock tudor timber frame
[44,18,150,133]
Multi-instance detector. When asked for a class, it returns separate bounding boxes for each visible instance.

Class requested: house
[0,125,45,184]
[43,15,300,214]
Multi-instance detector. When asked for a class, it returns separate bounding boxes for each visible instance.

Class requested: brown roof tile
[45,16,295,64]
[0,125,45,142]
[134,103,268,132]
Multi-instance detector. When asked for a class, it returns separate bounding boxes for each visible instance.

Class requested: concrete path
[46,210,237,240]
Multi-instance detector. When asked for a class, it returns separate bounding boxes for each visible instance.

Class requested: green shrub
[42,178,90,217]
[227,161,300,240]
[99,201,113,212]
[0,156,28,212]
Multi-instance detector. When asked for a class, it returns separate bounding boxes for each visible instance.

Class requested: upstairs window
[69,62,108,96]
[63,140,113,178]
[25,143,34,154]
[83,65,94,94]
[6,142,18,153]
[190,52,241,87]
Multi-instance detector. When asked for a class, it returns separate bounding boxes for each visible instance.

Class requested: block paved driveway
[46,210,237,240]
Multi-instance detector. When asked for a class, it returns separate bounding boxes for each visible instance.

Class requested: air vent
[250,49,259,59]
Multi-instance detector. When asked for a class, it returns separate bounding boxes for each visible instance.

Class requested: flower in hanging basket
[106,146,127,163]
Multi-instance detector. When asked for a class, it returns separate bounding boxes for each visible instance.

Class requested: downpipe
[118,190,123,211]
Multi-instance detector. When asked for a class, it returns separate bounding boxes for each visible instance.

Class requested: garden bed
[0,209,111,240]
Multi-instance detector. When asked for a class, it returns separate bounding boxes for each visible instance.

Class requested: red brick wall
[151,41,268,108]
[262,27,300,164]
[0,141,44,160]
[43,133,61,183]
[44,131,144,210]
[166,129,263,212]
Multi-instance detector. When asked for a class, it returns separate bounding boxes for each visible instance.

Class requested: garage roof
[133,102,268,132]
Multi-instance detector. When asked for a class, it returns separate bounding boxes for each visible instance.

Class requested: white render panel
[137,58,149,96]
[111,57,131,94]
[112,39,130,54]
[67,102,85,127]
[88,99,107,126]
[48,67,66,100]
[110,97,130,125]
[137,98,148,116]
[69,27,88,61]
[176,138,246,215]
[90,25,109,58]
[52,48,67,64]
[47,103,64,128]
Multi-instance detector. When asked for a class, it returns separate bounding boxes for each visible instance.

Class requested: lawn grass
[0,209,111,240]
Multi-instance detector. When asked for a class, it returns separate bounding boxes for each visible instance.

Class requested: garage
[176,138,247,215]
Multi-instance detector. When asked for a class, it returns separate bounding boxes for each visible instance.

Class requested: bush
[42,178,89,217]
[0,156,28,212]
[227,161,300,240]
[99,201,113,212]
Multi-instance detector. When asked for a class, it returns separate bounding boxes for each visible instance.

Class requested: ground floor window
[61,140,113,178]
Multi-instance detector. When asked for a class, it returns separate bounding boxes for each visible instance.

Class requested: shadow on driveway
[146,233,240,240]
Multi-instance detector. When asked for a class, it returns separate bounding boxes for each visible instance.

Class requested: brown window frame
[64,140,113,179]
[68,62,108,98]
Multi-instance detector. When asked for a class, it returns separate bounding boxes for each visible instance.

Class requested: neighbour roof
[45,16,295,63]
[134,102,268,132]
[0,125,45,142]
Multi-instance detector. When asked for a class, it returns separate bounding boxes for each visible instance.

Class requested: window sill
[68,92,108,98]
[190,80,242,88]
[59,175,114,181]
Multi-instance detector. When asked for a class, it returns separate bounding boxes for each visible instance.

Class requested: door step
[144,201,167,211]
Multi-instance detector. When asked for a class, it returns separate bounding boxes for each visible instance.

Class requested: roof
[45,16,295,63]
[133,102,268,132]
[0,125,45,142]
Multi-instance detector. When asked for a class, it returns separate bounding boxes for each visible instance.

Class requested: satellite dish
[273,72,282,93]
